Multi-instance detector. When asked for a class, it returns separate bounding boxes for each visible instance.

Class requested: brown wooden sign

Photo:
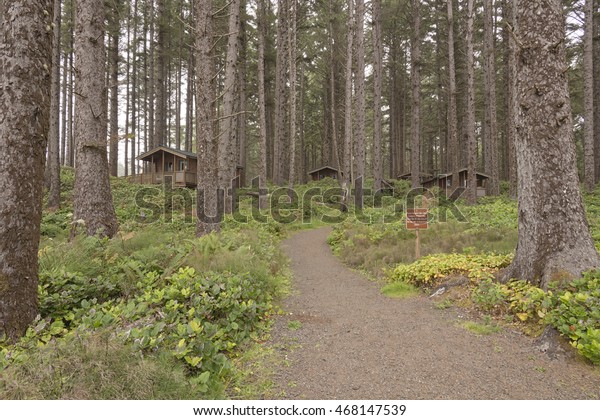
[406,208,428,230]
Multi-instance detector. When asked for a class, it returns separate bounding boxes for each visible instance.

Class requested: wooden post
[415,228,421,259]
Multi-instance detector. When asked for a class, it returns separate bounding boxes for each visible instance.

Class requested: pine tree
[503,0,600,288]
[0,0,53,341]
[72,0,118,238]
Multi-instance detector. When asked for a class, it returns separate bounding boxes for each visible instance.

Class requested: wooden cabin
[130,146,198,188]
[422,168,489,197]
[308,165,341,181]
[129,146,245,188]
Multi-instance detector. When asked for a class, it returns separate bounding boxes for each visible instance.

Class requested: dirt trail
[269,227,600,399]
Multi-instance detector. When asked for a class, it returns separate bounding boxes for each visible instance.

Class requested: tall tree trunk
[124,5,130,177]
[594,0,600,183]
[175,2,183,150]
[329,0,341,179]
[73,0,118,238]
[342,0,354,210]
[506,0,518,198]
[148,6,156,149]
[447,0,459,187]
[154,0,167,146]
[466,0,477,204]
[195,0,220,236]
[273,0,288,185]
[185,0,194,152]
[354,0,366,193]
[257,0,268,208]
[0,0,53,341]
[483,0,499,195]
[219,0,241,211]
[131,0,138,175]
[109,5,119,177]
[299,60,307,184]
[372,0,383,192]
[503,0,600,288]
[48,0,62,209]
[67,24,74,168]
[238,2,247,187]
[288,0,297,190]
[584,0,595,191]
[61,49,68,166]
[410,0,421,190]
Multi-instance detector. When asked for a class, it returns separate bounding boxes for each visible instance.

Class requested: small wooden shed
[130,146,198,188]
[308,165,341,181]
[422,168,489,197]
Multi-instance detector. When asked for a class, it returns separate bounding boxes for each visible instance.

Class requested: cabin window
[178,160,186,171]
[446,178,451,187]
[166,162,173,172]
[332,173,337,179]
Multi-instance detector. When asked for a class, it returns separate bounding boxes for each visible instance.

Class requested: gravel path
[269,227,600,399]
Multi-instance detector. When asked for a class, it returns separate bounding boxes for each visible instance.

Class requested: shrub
[387,253,513,287]
[548,271,600,365]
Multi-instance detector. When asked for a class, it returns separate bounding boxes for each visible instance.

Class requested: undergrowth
[2,170,290,399]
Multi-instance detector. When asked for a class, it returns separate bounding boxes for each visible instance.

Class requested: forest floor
[268,227,600,399]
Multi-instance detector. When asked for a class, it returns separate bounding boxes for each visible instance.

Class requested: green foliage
[548,271,600,365]
[387,253,513,287]
[0,330,199,399]
[380,282,419,299]
[287,320,302,330]
[463,197,518,233]
[460,319,501,335]
[3,216,289,398]
[503,281,550,323]
[471,279,509,312]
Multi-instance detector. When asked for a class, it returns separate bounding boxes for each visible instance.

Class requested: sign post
[406,208,428,259]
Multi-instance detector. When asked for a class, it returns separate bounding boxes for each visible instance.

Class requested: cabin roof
[308,165,340,175]
[136,146,197,161]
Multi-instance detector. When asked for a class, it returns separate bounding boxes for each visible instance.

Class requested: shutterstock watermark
[133,176,468,225]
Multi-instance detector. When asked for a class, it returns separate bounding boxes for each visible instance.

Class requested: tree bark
[238,2,247,187]
[503,0,600,289]
[257,0,268,209]
[584,0,595,191]
[465,0,477,204]
[410,0,421,190]
[108,5,119,177]
[130,0,138,175]
[48,0,62,209]
[447,0,459,187]
[61,48,68,166]
[195,0,220,236]
[354,0,366,198]
[372,0,383,192]
[67,26,74,168]
[594,0,600,183]
[287,0,297,190]
[273,0,288,185]
[507,0,518,198]
[73,0,118,238]
[0,0,53,341]
[342,0,354,210]
[154,0,167,146]
[219,0,241,212]
[148,6,156,149]
[483,0,499,195]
